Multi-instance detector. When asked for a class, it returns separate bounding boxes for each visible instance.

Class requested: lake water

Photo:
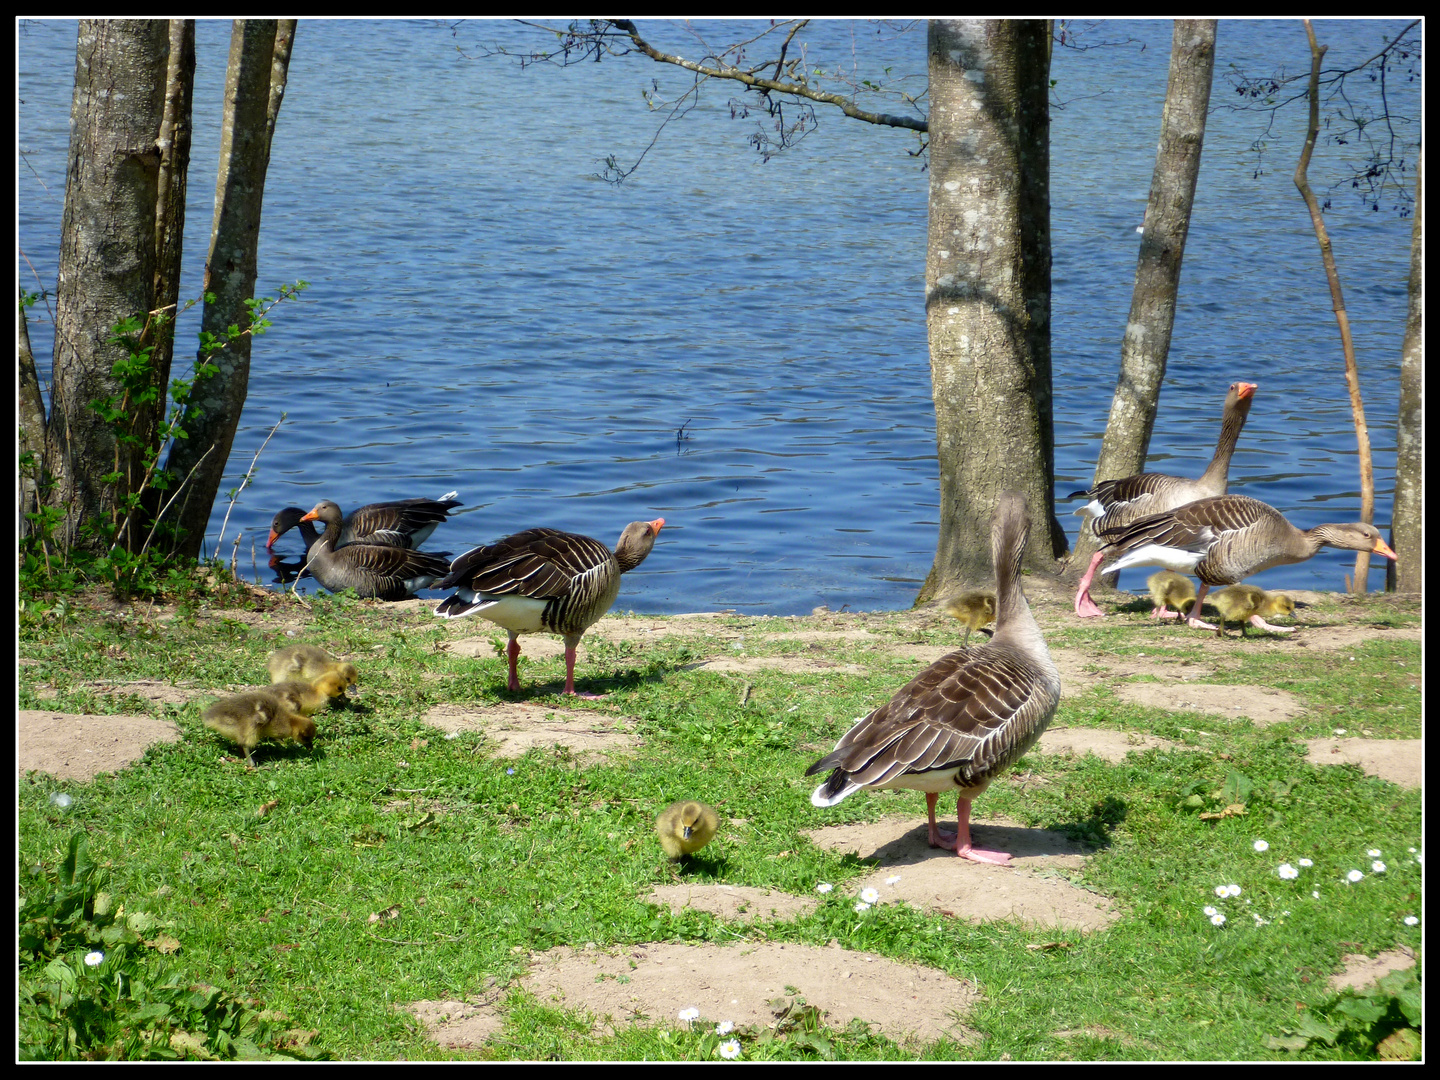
[18,19,1418,614]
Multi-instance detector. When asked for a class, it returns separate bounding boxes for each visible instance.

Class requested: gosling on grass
[267,644,359,691]
[656,800,720,860]
[1212,584,1297,638]
[1146,571,1198,621]
[203,692,316,766]
[941,591,997,646]
[262,671,349,716]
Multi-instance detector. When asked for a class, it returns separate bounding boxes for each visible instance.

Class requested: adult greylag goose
[655,800,720,860]
[203,692,316,767]
[1211,584,1297,638]
[298,500,452,601]
[807,492,1060,866]
[1070,381,1257,617]
[1146,570,1197,621]
[1096,494,1396,630]
[267,491,460,551]
[267,644,359,690]
[433,518,664,697]
[941,591,996,646]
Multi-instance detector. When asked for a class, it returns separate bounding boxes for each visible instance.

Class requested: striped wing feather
[441,528,614,598]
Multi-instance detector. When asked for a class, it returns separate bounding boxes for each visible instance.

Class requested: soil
[17,580,1421,1052]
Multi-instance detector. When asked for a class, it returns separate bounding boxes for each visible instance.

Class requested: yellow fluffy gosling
[266,644,359,691]
[941,591,997,647]
[262,671,349,716]
[1212,584,1297,638]
[202,692,316,766]
[1146,571,1198,621]
[655,800,720,860]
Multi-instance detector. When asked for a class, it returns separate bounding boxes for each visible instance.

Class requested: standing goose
[434,518,664,698]
[1096,494,1397,630]
[298,500,452,601]
[267,491,461,552]
[1070,381,1257,617]
[807,492,1060,866]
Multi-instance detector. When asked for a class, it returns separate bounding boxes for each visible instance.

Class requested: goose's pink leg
[926,794,1012,865]
[926,793,957,848]
[1185,584,1218,631]
[563,633,606,699]
[506,634,523,692]
[1249,614,1295,634]
[1073,550,1108,618]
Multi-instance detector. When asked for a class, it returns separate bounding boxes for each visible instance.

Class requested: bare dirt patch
[1328,947,1417,993]
[804,816,1117,931]
[1302,737,1422,788]
[18,710,183,782]
[1034,726,1181,761]
[420,703,642,760]
[1116,683,1304,726]
[1050,647,1219,694]
[684,657,868,676]
[1289,623,1423,651]
[645,883,819,923]
[412,940,979,1050]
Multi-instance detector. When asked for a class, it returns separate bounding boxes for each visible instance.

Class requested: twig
[138,443,215,558]
[214,413,286,565]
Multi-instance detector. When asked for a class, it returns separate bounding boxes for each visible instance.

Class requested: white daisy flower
[1226,884,1242,897]
[854,901,871,913]
[1214,885,1230,898]
[715,1021,734,1035]
[860,887,880,904]
[1346,869,1364,883]
[1210,913,1226,926]
[718,1039,741,1060]
[1203,906,1218,917]
[1372,861,1386,873]
[1403,916,1418,926]
[1277,864,1299,880]
[1253,840,1269,852]
[885,875,901,885]
[815,883,833,894]
[678,1006,700,1023]
[1312,891,1321,899]
[1367,849,1382,858]
[83,951,104,967]
[1298,858,1313,868]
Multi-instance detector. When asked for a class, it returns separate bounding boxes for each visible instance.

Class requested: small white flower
[854,901,871,913]
[1312,890,1321,899]
[1334,728,1347,735]
[715,1020,734,1035]
[1226,884,1242,897]
[1203,905,1218,917]
[1403,915,1418,926]
[678,1006,700,1023]
[1346,869,1364,883]
[1298,858,1313,868]
[718,1039,741,1060]
[1210,913,1226,926]
[1277,864,1299,880]
[1367,848,1382,858]
[1372,861,1386,873]
[1252,912,1269,926]
[1214,885,1230,898]
[84,951,104,967]
[860,887,879,904]
[1253,839,1269,852]
[1408,847,1416,853]
[815,883,833,894]
[885,875,901,885]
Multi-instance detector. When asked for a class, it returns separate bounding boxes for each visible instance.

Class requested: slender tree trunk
[1073,19,1217,585]
[164,19,294,560]
[1391,157,1421,592]
[1295,20,1375,593]
[916,19,1063,605]
[19,289,48,533]
[41,19,170,553]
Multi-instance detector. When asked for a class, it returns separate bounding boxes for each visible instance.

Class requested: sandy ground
[17,583,1421,1051]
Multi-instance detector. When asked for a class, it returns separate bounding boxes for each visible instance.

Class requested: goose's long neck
[992,507,1043,649]
[1198,398,1250,490]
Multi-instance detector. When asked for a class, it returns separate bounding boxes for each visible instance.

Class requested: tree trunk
[1295,21,1375,594]
[41,19,170,554]
[1072,19,1217,585]
[915,19,1064,606]
[1391,156,1421,592]
[19,289,47,533]
[164,19,293,560]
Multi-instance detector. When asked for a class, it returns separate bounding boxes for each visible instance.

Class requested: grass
[16,580,1422,1061]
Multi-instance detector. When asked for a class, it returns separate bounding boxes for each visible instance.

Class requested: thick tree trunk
[1073,20,1217,585]
[1391,157,1421,592]
[165,19,293,560]
[41,19,170,553]
[1296,21,1375,594]
[916,19,1064,605]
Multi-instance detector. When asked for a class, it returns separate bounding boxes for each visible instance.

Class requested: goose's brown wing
[440,528,612,599]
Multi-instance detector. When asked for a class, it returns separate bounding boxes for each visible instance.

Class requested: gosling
[261,671,349,716]
[1212,584,1297,638]
[655,800,720,860]
[203,692,317,766]
[267,644,359,691]
[940,591,997,646]
[1146,571,1198,621]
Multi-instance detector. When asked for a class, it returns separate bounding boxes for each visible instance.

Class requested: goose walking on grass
[807,492,1060,866]
[267,492,461,553]
[298,500,452,601]
[434,519,664,698]
[1211,584,1297,638]
[1070,381,1257,618]
[1097,494,1397,631]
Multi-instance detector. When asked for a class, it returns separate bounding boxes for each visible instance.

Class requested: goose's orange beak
[1373,537,1398,560]
[1237,382,1258,399]
[299,509,319,524]
[266,529,282,550]
[648,518,665,533]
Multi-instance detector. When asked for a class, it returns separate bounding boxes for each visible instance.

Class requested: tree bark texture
[916,19,1063,606]
[165,19,289,560]
[42,19,170,553]
[1391,157,1421,592]
[19,289,48,532]
[1073,19,1217,582]
[1296,21,1375,593]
